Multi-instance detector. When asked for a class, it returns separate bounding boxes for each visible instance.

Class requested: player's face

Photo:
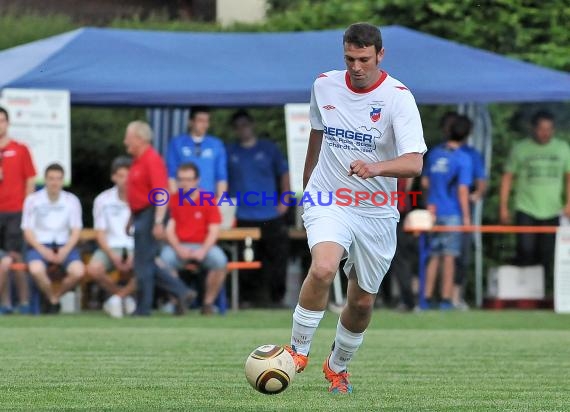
[45,170,64,194]
[233,118,255,141]
[533,119,554,144]
[344,43,384,89]
[0,113,8,138]
[112,167,129,191]
[190,113,210,137]
[176,169,199,192]
[123,128,141,156]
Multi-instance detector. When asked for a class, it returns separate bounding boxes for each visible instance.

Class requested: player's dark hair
[449,115,472,142]
[189,106,210,120]
[231,109,254,125]
[177,162,200,179]
[439,111,459,129]
[111,156,132,175]
[45,163,65,177]
[0,106,8,121]
[531,110,554,127]
[343,23,382,52]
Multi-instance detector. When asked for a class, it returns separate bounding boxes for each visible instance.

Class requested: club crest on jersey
[370,107,382,122]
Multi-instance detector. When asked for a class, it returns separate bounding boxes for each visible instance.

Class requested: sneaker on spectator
[454,299,470,311]
[0,306,13,315]
[123,296,136,316]
[160,301,176,314]
[439,301,454,311]
[103,295,123,318]
[17,304,31,315]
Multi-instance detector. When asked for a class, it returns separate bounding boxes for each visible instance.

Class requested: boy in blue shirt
[226,110,290,307]
[167,106,227,197]
[422,116,473,310]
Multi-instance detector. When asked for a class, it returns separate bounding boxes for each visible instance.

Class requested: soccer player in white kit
[284,23,427,393]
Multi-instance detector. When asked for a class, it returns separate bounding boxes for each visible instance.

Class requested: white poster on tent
[0,88,71,184]
[554,226,570,313]
[284,103,311,195]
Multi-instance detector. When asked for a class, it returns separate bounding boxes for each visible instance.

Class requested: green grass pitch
[1,310,569,411]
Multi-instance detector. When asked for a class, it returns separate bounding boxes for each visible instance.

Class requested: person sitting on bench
[21,163,85,314]
[160,163,228,315]
[87,156,136,318]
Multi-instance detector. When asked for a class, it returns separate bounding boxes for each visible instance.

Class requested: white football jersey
[93,186,134,249]
[21,188,83,244]
[307,70,427,218]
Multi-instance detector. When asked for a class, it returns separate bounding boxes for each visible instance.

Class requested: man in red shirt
[0,106,36,314]
[160,163,228,315]
[124,120,196,316]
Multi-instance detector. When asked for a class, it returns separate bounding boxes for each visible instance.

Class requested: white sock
[290,304,324,356]
[328,319,364,373]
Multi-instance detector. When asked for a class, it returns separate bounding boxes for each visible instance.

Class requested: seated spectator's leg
[55,249,85,301]
[0,254,12,311]
[200,244,228,311]
[117,277,136,298]
[515,211,538,265]
[441,254,455,302]
[87,249,121,296]
[27,259,57,304]
[6,212,29,308]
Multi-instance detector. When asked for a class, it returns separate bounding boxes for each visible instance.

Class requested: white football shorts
[302,204,397,294]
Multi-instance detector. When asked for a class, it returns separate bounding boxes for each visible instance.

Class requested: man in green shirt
[500,111,570,284]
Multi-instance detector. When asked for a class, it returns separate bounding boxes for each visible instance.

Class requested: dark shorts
[26,245,82,271]
[0,212,24,255]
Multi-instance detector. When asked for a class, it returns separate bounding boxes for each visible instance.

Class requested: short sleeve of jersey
[21,145,37,179]
[20,194,35,230]
[270,142,289,177]
[166,138,179,178]
[391,90,427,156]
[504,143,520,174]
[215,140,228,182]
[457,152,473,187]
[69,195,83,229]
[93,193,106,230]
[309,82,324,131]
[472,150,486,180]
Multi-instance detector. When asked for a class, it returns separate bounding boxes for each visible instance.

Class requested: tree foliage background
[1,1,569,292]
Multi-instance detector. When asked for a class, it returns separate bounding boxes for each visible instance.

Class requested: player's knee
[87,261,105,278]
[28,261,45,277]
[308,261,337,284]
[67,262,85,280]
[348,294,375,316]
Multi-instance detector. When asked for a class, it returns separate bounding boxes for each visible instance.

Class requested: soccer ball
[245,344,296,394]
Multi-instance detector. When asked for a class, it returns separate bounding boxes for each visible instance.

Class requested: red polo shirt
[170,191,221,243]
[127,146,168,213]
[0,140,36,212]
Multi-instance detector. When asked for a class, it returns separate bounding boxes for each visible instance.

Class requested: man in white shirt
[87,157,136,318]
[21,163,85,314]
[284,23,427,394]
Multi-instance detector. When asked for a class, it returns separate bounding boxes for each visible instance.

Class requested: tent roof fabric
[1,25,570,106]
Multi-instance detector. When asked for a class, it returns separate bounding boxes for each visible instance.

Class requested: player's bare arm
[348,152,423,179]
[302,129,324,189]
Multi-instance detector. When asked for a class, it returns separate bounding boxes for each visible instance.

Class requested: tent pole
[458,103,492,308]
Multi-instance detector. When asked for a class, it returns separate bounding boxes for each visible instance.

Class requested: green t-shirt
[505,138,570,219]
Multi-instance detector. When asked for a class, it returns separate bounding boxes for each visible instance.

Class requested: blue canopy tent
[2,25,570,307]
[1,25,570,105]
